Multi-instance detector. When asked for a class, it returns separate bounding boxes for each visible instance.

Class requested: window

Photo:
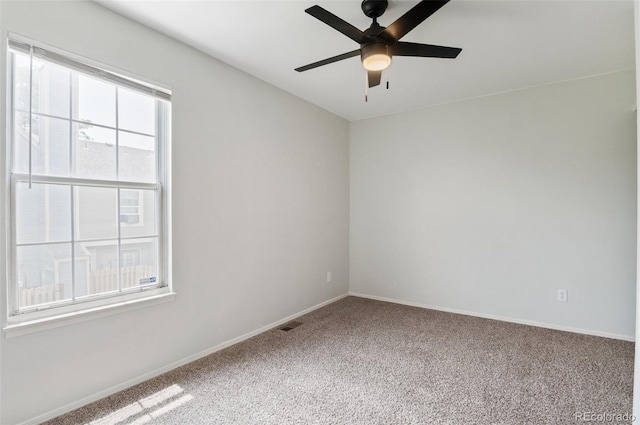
[120,189,142,225]
[7,36,171,325]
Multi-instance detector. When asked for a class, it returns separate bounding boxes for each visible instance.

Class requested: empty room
[0,0,637,424]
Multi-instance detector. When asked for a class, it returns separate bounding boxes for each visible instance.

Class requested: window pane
[12,111,30,174]
[30,115,70,176]
[120,189,156,238]
[16,182,71,244]
[76,242,119,297]
[75,75,116,127]
[12,52,30,112]
[13,101,70,178]
[118,87,155,135]
[32,58,71,119]
[75,186,117,240]
[119,131,156,182]
[121,238,157,289]
[73,123,116,180]
[17,243,73,309]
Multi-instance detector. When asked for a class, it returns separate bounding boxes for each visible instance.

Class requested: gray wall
[351,70,636,339]
[0,2,350,424]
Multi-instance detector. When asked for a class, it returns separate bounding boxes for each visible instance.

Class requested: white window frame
[5,34,173,334]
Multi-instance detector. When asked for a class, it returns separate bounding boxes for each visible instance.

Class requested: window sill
[3,292,176,337]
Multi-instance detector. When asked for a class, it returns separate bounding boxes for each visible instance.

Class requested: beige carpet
[44,296,634,424]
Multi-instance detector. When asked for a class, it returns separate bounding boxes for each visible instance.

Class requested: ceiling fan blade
[391,42,461,58]
[383,0,450,42]
[305,5,371,44]
[295,50,361,72]
[368,70,381,88]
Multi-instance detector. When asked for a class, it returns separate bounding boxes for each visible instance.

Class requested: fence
[19,283,64,307]
[19,265,154,307]
[90,265,154,294]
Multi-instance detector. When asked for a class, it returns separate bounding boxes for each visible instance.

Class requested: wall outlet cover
[557,289,568,302]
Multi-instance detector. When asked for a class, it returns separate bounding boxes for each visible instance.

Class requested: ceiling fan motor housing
[361,43,389,60]
[361,22,393,64]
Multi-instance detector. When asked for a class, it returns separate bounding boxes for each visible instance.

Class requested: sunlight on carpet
[89,384,193,425]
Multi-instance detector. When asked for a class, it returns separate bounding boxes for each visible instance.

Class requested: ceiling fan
[295,0,461,89]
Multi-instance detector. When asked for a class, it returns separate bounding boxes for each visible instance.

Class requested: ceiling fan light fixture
[363,53,391,71]
[361,43,391,71]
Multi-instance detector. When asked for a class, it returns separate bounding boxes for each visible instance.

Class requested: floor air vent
[279,321,303,332]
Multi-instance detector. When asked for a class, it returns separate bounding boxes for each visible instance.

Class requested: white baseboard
[20,293,350,425]
[349,292,635,342]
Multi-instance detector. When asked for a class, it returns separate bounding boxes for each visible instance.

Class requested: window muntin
[8,37,171,319]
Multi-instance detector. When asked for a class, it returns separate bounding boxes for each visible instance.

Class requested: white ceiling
[96,0,635,122]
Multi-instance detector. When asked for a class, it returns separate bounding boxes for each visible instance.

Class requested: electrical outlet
[326,272,332,283]
[557,289,568,302]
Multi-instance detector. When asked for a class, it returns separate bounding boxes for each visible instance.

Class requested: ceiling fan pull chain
[365,73,369,102]
[386,62,391,90]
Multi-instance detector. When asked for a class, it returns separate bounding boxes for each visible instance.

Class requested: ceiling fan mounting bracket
[361,0,388,19]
